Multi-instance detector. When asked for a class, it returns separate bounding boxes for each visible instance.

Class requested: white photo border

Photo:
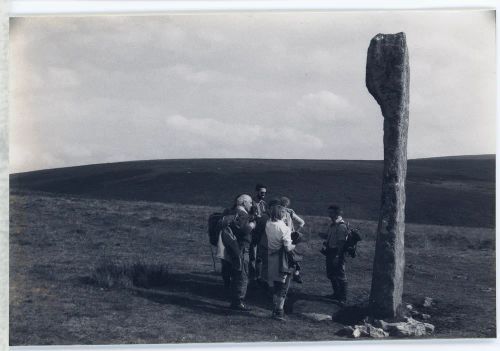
[2,1,499,351]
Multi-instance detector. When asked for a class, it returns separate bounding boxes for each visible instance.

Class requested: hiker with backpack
[209,212,232,289]
[214,194,256,311]
[320,205,349,306]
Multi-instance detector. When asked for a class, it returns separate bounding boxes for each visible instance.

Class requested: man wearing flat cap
[322,205,349,306]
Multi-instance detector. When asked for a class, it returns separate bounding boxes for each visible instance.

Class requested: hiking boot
[272,309,286,321]
[292,273,303,284]
[230,302,251,312]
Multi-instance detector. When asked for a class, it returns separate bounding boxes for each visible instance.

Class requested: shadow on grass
[186,270,335,306]
[132,287,258,317]
[85,267,347,318]
[157,273,273,310]
[135,271,354,317]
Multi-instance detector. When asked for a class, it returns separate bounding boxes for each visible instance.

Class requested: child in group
[279,197,306,283]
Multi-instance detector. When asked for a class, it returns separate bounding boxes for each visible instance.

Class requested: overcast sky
[9,10,496,173]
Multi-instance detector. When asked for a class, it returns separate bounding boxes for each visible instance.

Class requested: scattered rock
[423,322,435,333]
[352,325,368,338]
[423,297,434,307]
[300,313,332,322]
[352,325,368,339]
[421,313,431,320]
[373,319,391,330]
[338,323,388,338]
[392,321,425,337]
[373,317,435,337]
[337,326,355,337]
[367,324,389,338]
[406,304,413,311]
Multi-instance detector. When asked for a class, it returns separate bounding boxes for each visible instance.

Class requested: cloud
[164,114,323,157]
[9,146,63,173]
[297,91,354,122]
[159,64,242,85]
[8,11,496,172]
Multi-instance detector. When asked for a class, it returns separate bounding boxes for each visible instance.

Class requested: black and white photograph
[7,8,496,346]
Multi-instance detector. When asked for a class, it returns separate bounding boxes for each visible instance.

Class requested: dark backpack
[208,212,224,246]
[343,222,362,258]
[208,211,237,246]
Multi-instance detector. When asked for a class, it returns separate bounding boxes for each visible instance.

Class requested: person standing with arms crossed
[322,205,349,306]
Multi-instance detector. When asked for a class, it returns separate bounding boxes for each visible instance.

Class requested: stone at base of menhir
[337,324,389,338]
[422,297,434,308]
[366,324,390,338]
[374,317,435,337]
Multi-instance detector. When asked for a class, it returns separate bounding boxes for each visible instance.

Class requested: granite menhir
[366,32,409,319]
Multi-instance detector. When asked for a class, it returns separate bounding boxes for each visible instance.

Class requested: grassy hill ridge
[10,155,495,228]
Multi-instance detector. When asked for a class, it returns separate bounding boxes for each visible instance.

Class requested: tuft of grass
[90,259,170,289]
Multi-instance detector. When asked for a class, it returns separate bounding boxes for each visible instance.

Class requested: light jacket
[266,219,295,284]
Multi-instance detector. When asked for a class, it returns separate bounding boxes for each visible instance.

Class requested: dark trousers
[249,243,262,280]
[326,250,347,301]
[221,259,232,288]
[230,246,250,304]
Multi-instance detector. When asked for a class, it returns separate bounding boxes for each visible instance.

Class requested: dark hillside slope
[10,155,495,228]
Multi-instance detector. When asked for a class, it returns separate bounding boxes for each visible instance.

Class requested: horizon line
[10,153,496,175]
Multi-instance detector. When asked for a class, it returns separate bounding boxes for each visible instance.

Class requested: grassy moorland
[10,155,496,228]
[10,189,495,345]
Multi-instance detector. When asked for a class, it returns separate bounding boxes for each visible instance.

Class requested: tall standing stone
[366,33,409,319]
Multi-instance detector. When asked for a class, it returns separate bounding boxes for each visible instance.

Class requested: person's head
[235,194,253,212]
[328,205,343,221]
[279,196,291,208]
[255,183,267,201]
[267,197,280,210]
[269,204,286,222]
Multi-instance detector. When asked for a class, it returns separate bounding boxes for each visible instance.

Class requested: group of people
[214,183,350,321]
